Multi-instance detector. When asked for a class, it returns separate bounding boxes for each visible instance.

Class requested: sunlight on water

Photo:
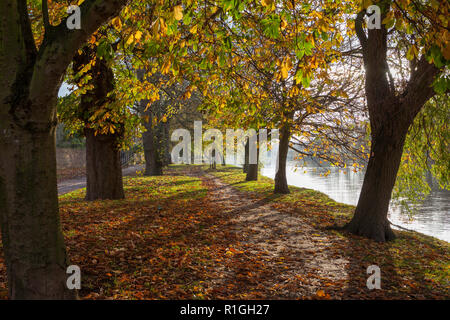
[261,165,450,242]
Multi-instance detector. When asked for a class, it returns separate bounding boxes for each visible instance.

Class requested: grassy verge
[207,165,354,223]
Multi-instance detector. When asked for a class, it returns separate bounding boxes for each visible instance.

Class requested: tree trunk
[0,0,127,299]
[274,125,290,194]
[73,47,124,201]
[163,122,172,165]
[349,10,440,242]
[243,140,249,173]
[345,123,410,241]
[143,115,164,176]
[246,163,258,181]
[246,137,259,181]
[0,117,75,299]
[85,129,124,201]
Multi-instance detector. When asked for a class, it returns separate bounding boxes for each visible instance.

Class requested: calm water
[261,166,450,242]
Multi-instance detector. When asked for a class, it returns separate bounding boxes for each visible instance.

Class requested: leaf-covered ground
[0,165,448,299]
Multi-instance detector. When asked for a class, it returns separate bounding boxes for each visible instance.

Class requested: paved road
[58,165,144,195]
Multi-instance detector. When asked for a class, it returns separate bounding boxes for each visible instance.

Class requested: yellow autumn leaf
[190,24,198,34]
[406,45,418,60]
[161,59,171,74]
[111,17,122,31]
[281,56,292,80]
[174,5,183,21]
[261,0,273,7]
[160,18,168,34]
[281,17,287,31]
[126,34,134,46]
[134,31,143,41]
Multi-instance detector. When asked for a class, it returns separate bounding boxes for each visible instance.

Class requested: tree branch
[42,0,50,31]
[355,11,368,59]
[29,0,129,105]
[402,55,441,121]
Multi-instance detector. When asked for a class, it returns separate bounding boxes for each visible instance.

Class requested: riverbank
[260,165,450,242]
[0,164,447,299]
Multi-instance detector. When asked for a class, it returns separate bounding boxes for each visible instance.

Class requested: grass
[207,165,354,219]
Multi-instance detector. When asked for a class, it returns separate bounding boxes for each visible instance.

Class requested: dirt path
[58,165,144,195]
[199,170,351,299]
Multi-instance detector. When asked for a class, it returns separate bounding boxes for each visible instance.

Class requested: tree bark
[246,163,258,181]
[0,118,75,299]
[73,46,125,201]
[209,149,217,170]
[143,113,164,176]
[346,10,441,242]
[163,122,172,166]
[243,140,249,173]
[274,124,290,194]
[85,129,124,200]
[345,120,409,241]
[246,136,259,181]
[0,0,127,298]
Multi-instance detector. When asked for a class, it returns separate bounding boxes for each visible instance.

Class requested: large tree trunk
[0,118,75,299]
[274,125,290,194]
[348,11,440,242]
[345,121,409,242]
[85,129,124,201]
[0,0,126,298]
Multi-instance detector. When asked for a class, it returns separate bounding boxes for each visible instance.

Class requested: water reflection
[261,166,450,242]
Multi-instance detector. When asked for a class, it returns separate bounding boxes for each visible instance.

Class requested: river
[261,166,450,242]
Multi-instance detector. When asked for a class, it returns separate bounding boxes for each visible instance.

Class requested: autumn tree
[61,35,128,200]
[135,69,192,176]
[344,0,449,241]
[193,0,359,193]
[0,0,128,299]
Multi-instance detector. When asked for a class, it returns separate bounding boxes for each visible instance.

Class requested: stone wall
[56,148,86,169]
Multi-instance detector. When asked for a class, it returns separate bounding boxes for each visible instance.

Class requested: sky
[58,82,71,97]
